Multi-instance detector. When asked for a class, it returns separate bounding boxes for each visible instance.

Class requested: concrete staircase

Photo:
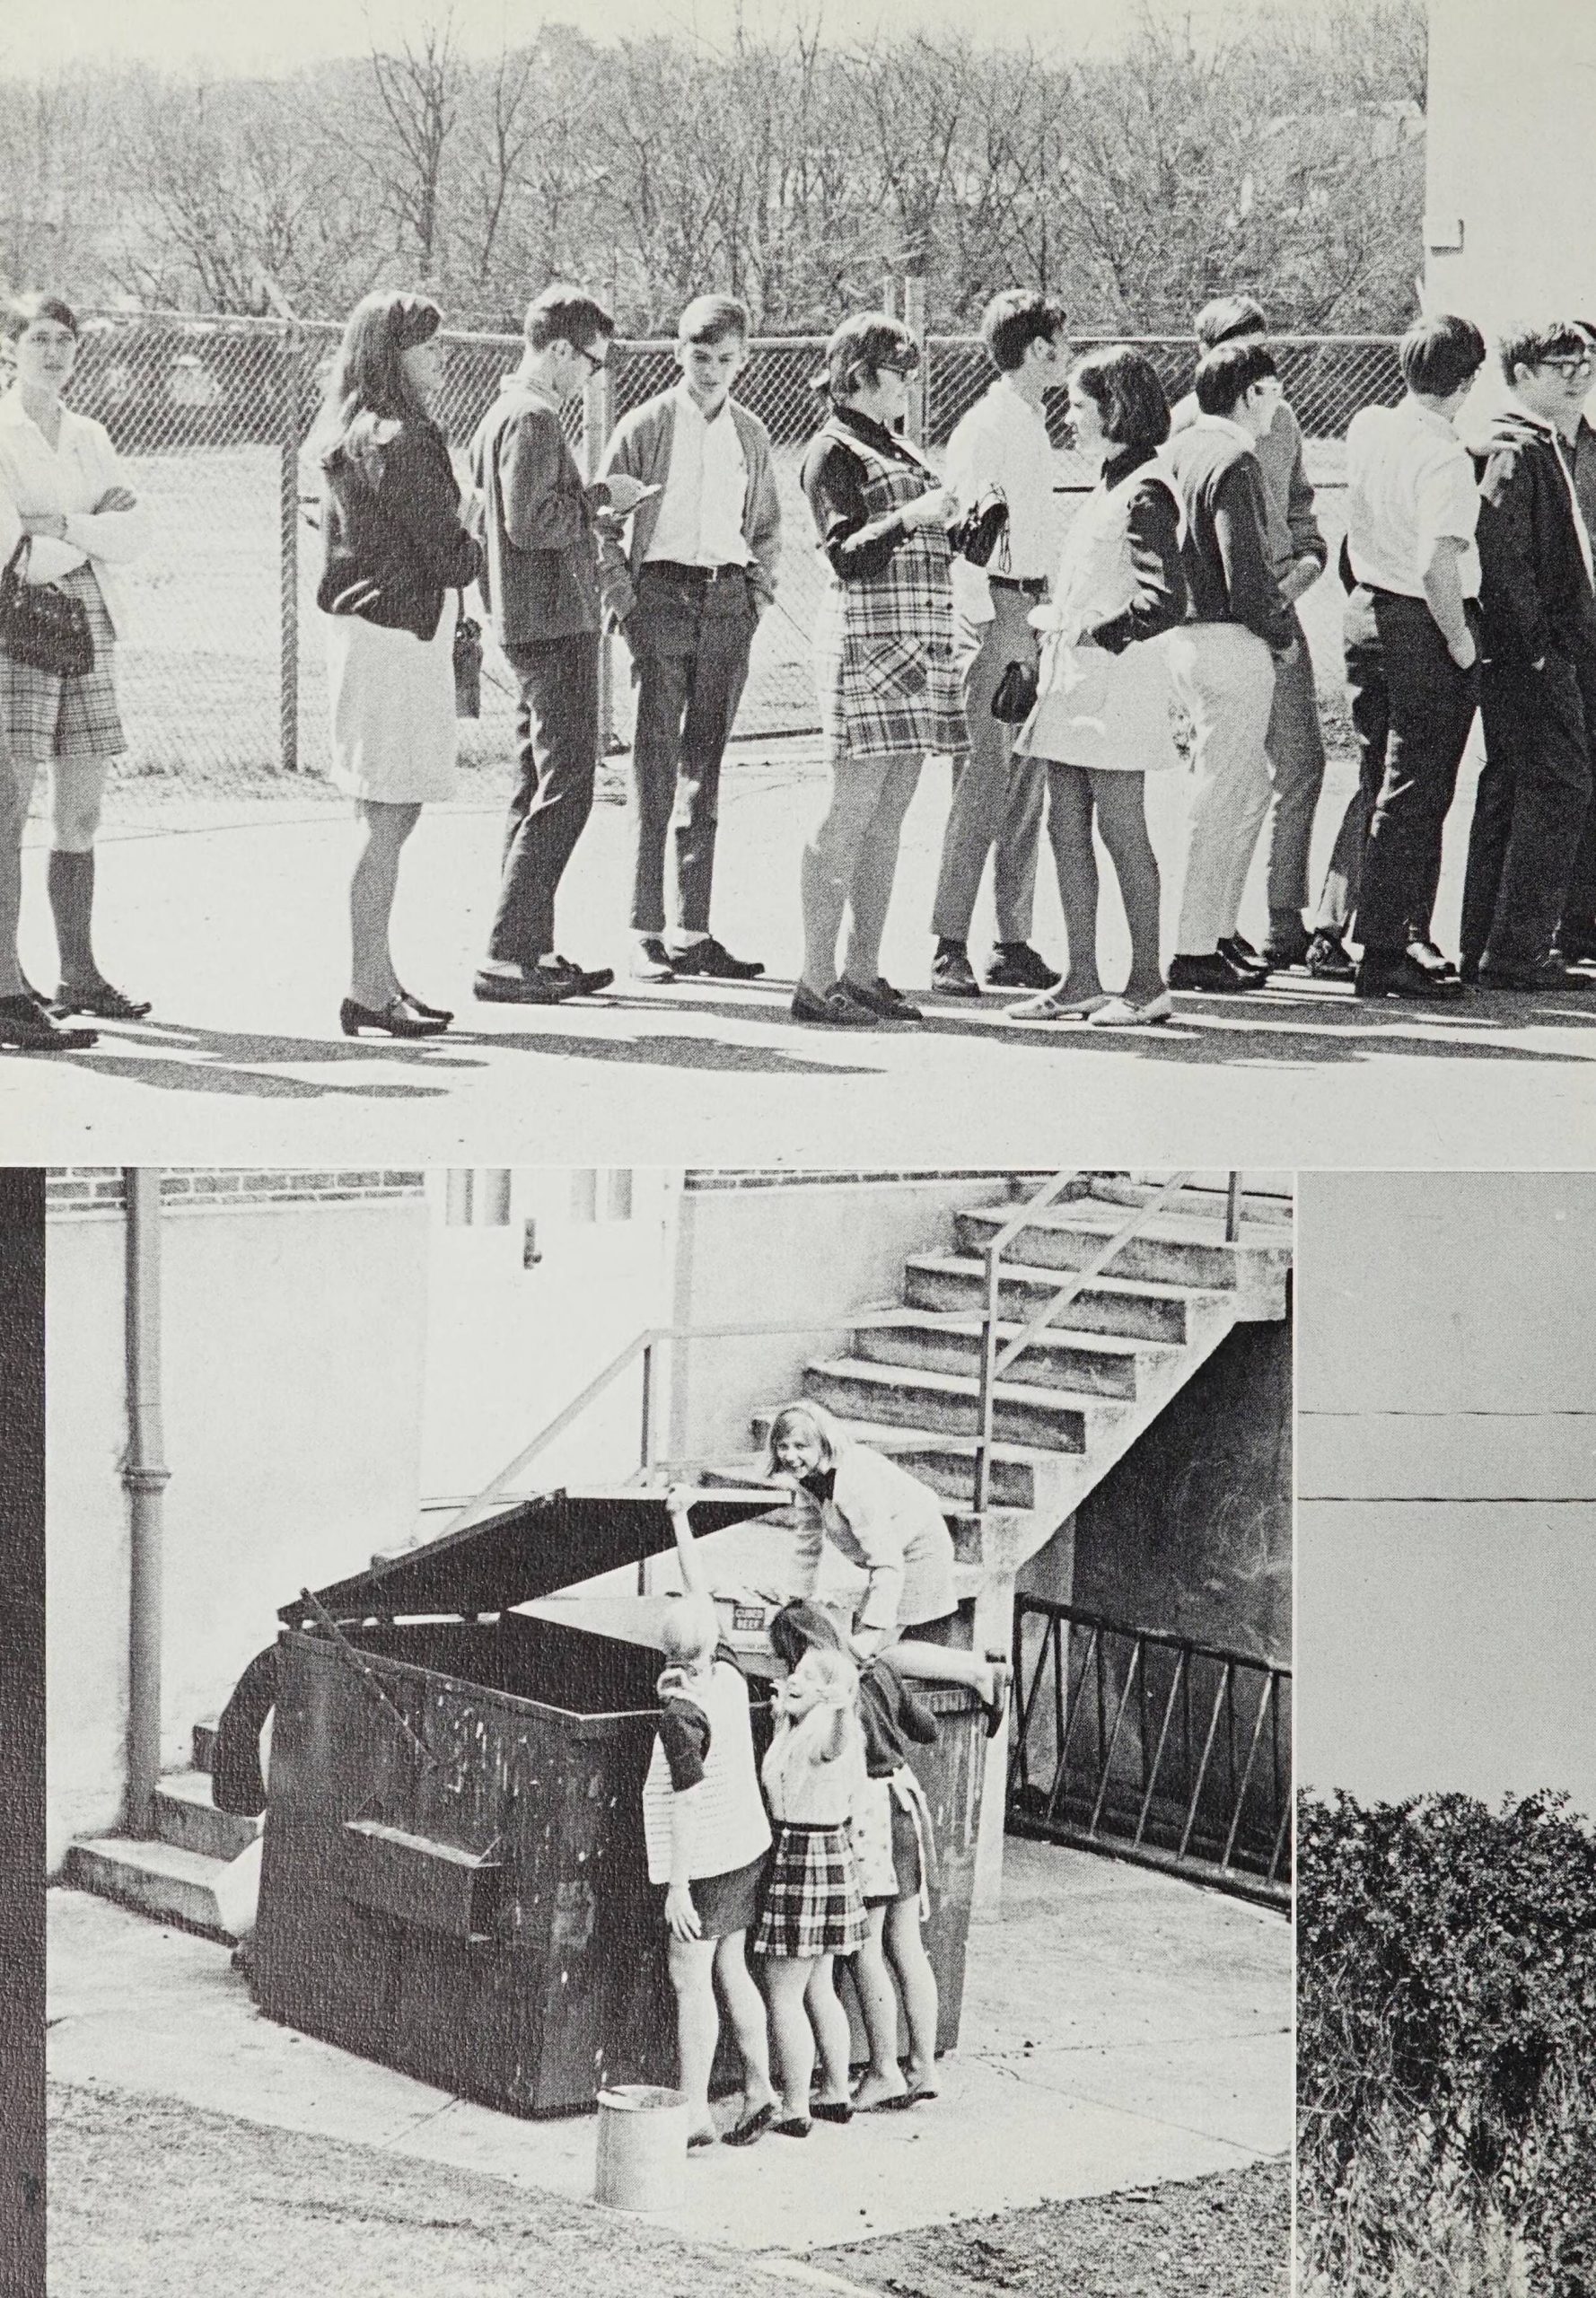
[62,1724,255,1942]
[749,1176,1292,1586]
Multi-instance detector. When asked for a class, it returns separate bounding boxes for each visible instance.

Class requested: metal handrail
[971,1171,1245,1513]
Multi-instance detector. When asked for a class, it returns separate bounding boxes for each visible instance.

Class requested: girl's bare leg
[713,1931,776,2116]
[803,1953,854,2105]
[885,1894,940,2092]
[667,1933,720,2144]
[764,1956,818,2124]
[849,1903,910,2107]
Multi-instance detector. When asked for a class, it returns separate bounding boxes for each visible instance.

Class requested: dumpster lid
[281,1487,776,1624]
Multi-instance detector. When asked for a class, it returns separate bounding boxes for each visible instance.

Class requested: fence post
[584,357,617,754]
[903,275,927,446]
[879,276,899,318]
[278,322,302,773]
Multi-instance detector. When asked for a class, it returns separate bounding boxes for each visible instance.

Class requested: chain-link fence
[57,312,1402,802]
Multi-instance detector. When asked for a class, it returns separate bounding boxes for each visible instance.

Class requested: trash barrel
[594,2084,688,2210]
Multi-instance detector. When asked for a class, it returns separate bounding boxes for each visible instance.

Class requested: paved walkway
[7,744,1595,1164]
[47,1838,1289,2260]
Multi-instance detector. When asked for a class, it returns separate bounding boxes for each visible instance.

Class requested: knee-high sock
[48,848,97,984]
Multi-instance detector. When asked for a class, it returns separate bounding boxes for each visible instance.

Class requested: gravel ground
[48,2080,812,2298]
[818,2159,1291,2298]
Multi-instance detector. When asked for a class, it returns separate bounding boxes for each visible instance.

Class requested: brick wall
[46,1169,425,1215]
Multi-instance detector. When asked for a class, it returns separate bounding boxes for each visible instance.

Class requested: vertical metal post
[124,1170,171,1838]
[638,1338,654,1476]
[972,1242,1002,1515]
[903,275,927,446]
[1224,1171,1242,1243]
[878,276,900,318]
[584,357,617,756]
[279,323,302,773]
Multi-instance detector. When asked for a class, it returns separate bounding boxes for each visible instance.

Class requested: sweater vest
[642,1658,772,1886]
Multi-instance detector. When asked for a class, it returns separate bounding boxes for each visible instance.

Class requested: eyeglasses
[575,344,608,377]
[877,354,920,378]
[1541,354,1594,378]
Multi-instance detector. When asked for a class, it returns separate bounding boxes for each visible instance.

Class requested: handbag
[452,591,482,719]
[0,535,95,679]
[991,658,1039,723]
[949,487,1009,569]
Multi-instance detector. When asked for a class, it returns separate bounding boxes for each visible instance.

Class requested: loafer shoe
[985,942,1061,991]
[791,980,878,1027]
[1217,935,1270,979]
[670,935,764,980]
[1304,934,1355,982]
[630,937,677,982]
[1169,952,1262,994]
[1260,925,1311,968]
[474,960,611,1004]
[0,993,97,1051]
[1404,938,1460,982]
[844,976,924,1022]
[1355,952,1464,1000]
[1088,989,1173,1026]
[931,948,982,997]
[53,978,152,1020]
[1007,989,1111,1022]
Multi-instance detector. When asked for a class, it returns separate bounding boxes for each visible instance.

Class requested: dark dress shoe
[1355,952,1464,1000]
[811,2101,854,2124]
[792,980,878,1027]
[670,934,764,980]
[474,958,613,1004]
[630,937,676,982]
[931,947,982,997]
[723,2101,776,2148]
[0,993,97,1051]
[842,976,924,1022]
[1261,923,1311,968]
[340,995,447,1038]
[985,942,1061,991]
[1404,938,1460,982]
[1217,935,1270,978]
[1478,956,1589,991]
[1304,934,1355,982]
[53,978,152,1020]
[1169,952,1262,994]
[397,987,453,1023]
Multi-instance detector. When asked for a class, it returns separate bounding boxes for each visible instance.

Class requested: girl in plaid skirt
[753,1644,868,2135]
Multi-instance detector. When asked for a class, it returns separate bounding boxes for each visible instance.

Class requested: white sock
[669,930,709,952]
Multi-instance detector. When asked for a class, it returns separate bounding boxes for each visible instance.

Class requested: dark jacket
[469,379,609,645]
[212,1644,280,1817]
[1088,445,1190,654]
[1164,419,1293,653]
[1470,407,1596,674]
[317,418,480,641]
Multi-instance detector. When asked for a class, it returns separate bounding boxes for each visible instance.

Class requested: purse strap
[3,533,31,583]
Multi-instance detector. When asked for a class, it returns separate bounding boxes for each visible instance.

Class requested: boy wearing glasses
[598,294,781,984]
[1460,321,1596,988]
[470,284,653,1006]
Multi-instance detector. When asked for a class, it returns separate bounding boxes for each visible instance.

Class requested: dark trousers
[1563,795,1596,952]
[627,564,755,936]
[487,630,601,964]
[1346,585,1480,952]
[1460,652,1593,968]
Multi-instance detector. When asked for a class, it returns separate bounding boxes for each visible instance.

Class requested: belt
[646,560,749,583]
[989,574,1048,596]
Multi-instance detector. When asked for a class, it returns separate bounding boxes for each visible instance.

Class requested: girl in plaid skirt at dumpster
[794,312,965,1028]
[0,293,153,1036]
[752,1642,869,2134]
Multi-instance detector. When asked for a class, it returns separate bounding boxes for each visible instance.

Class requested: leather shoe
[985,942,1061,991]
[1217,934,1270,979]
[0,993,97,1051]
[843,976,924,1022]
[931,946,982,997]
[1261,924,1311,968]
[670,935,764,980]
[1169,952,1263,994]
[792,979,878,1027]
[339,995,447,1039]
[630,937,677,982]
[474,959,612,1004]
[53,978,153,1020]
[1404,938,1460,982]
[1355,952,1464,1000]
[1304,934,1355,982]
[1477,956,1589,991]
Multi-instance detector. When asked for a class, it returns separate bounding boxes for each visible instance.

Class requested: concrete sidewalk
[47,1838,1289,2261]
[7,742,1595,1165]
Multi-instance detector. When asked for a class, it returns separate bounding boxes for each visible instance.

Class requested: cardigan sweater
[596,389,781,626]
[317,417,480,641]
[469,378,613,645]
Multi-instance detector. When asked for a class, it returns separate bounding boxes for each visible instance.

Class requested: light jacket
[0,387,152,636]
[803,1440,958,1636]
[596,390,781,627]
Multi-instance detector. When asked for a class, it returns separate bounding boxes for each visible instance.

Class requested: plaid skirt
[0,564,125,765]
[752,1821,868,1960]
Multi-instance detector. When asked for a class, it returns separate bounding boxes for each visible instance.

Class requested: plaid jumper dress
[811,417,967,768]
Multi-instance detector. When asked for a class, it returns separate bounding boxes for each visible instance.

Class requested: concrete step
[803,1355,1125,1453]
[64,1836,236,1943]
[850,1309,1165,1400]
[902,1257,1223,1343]
[192,1718,218,1773]
[153,1769,259,1864]
[955,1203,1288,1298]
[1086,1176,1294,1228]
[746,1416,1061,1511]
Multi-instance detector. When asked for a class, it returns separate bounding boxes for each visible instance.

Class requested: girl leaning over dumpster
[642,1490,780,2152]
[770,1601,943,2111]
[751,1633,870,2135]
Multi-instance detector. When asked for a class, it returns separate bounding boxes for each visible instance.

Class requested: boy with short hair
[599,294,781,982]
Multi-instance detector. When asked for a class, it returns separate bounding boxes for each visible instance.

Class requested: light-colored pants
[1167,622,1277,953]
[801,749,925,988]
[1260,604,1327,920]
[931,587,1048,943]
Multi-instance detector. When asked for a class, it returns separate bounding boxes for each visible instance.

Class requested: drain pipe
[124,1168,171,1838]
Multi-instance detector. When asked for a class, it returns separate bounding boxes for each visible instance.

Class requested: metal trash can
[250,1487,987,2114]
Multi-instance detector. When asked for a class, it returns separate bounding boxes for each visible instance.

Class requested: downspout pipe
[124,1168,171,1838]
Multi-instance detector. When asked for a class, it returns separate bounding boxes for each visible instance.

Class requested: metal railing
[1007,1596,1291,1908]
[969,1171,1243,1515]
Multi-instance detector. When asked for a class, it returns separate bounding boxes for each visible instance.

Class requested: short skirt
[0,563,124,765]
[1015,630,1178,776]
[852,1768,935,1910]
[323,607,458,803]
[752,1821,868,1960]
[667,1849,768,1941]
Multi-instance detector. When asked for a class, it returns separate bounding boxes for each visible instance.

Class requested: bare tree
[362,13,462,281]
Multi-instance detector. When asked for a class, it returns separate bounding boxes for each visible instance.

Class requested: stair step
[746,1416,1058,1510]
[901,1258,1222,1344]
[64,1836,236,1942]
[955,1204,1281,1292]
[192,1718,218,1773]
[852,1310,1163,1399]
[804,1355,1125,1452]
[153,1769,260,1864]
[1087,1177,1293,1227]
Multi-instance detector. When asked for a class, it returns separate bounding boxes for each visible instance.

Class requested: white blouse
[0,387,152,635]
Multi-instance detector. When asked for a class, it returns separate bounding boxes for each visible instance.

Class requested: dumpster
[251,1487,987,2117]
